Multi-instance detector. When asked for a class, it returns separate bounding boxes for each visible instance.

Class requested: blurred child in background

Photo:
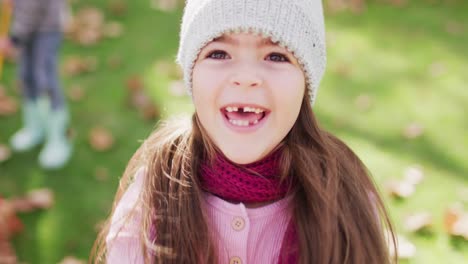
[0,0,71,169]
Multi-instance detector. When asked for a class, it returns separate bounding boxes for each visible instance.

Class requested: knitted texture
[176,0,327,105]
[199,149,289,203]
[199,149,299,263]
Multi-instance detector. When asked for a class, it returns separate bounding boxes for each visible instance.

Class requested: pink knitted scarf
[199,149,299,263]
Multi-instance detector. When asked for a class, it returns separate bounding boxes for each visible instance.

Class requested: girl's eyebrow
[212,35,277,47]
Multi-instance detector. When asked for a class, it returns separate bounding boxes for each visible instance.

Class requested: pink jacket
[106,168,293,264]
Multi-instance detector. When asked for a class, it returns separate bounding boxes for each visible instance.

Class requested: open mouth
[221,104,269,127]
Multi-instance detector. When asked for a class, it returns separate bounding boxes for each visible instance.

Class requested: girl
[0,0,71,169]
[94,0,396,263]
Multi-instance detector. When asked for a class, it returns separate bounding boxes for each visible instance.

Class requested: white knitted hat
[176,0,327,105]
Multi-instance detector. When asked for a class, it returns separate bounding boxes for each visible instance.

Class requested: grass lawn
[0,0,466,263]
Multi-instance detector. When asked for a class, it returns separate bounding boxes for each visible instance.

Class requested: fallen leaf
[95,166,109,182]
[444,205,463,233]
[0,96,18,116]
[452,214,468,240]
[63,56,86,76]
[445,20,464,36]
[428,62,446,77]
[0,144,11,163]
[68,85,86,102]
[394,234,416,260]
[58,256,86,264]
[107,0,128,17]
[388,0,407,7]
[403,165,425,186]
[83,56,99,72]
[126,75,144,92]
[403,122,425,139]
[0,241,17,264]
[354,94,373,111]
[27,189,55,209]
[89,127,115,151]
[151,0,180,12]
[444,205,468,240]
[334,63,351,77]
[168,80,186,97]
[404,212,433,233]
[76,28,102,46]
[386,180,415,199]
[141,104,160,121]
[0,84,6,98]
[107,55,122,69]
[103,21,124,38]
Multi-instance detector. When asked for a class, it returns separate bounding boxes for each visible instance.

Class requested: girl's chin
[220,147,270,165]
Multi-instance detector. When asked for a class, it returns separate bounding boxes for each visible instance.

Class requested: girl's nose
[229,68,263,88]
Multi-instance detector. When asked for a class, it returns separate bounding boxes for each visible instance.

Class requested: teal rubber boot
[10,100,46,152]
[38,107,72,169]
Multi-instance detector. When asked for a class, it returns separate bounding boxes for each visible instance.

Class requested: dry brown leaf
[58,256,86,264]
[65,7,105,46]
[385,180,415,199]
[83,56,99,72]
[0,241,17,264]
[404,212,433,233]
[89,127,115,152]
[444,205,468,240]
[68,85,86,102]
[445,21,464,36]
[444,205,462,232]
[107,55,122,69]
[126,76,144,92]
[392,234,416,260]
[333,63,352,78]
[103,22,124,38]
[154,60,183,79]
[141,104,160,121]
[428,62,446,77]
[107,0,128,17]
[0,84,6,98]
[0,197,24,237]
[130,90,151,109]
[95,166,109,182]
[0,96,18,117]
[77,29,102,46]
[26,189,54,210]
[403,122,425,139]
[10,189,55,213]
[151,0,181,12]
[452,214,468,240]
[403,165,425,186]
[63,56,98,76]
[354,94,373,111]
[0,144,12,163]
[168,80,186,97]
[63,57,86,76]
[77,7,105,30]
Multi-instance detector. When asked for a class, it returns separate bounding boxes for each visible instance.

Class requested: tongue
[226,111,263,123]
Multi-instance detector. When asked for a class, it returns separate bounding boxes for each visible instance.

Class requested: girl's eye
[206,50,230,60]
[266,53,290,62]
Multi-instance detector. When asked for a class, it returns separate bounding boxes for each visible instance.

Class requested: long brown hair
[92,95,397,263]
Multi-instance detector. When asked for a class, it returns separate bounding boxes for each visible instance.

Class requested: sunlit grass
[0,0,466,263]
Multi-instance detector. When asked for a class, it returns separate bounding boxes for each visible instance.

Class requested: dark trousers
[18,31,65,110]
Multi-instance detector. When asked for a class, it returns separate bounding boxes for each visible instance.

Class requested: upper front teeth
[225,106,264,113]
[226,106,238,112]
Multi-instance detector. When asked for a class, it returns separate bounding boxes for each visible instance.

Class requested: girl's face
[192,33,306,164]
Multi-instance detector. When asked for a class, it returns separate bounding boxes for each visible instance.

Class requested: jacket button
[231,216,245,231]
